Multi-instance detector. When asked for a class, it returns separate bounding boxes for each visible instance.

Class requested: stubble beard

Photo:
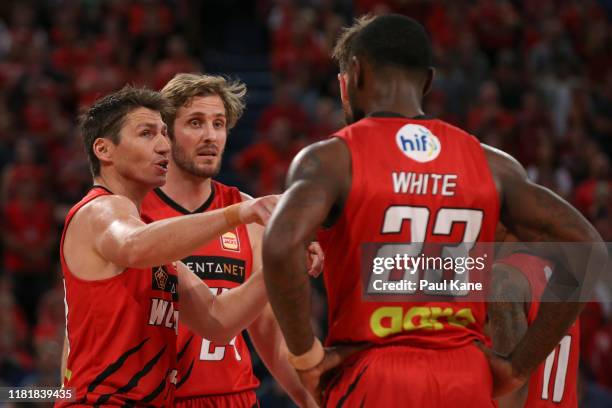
[172,142,223,179]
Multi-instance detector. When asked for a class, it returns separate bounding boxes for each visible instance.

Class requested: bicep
[488,146,596,243]
[267,142,345,245]
[91,197,145,262]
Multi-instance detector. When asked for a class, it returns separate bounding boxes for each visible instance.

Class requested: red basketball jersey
[317,115,499,348]
[141,181,259,400]
[58,186,178,407]
[497,253,579,408]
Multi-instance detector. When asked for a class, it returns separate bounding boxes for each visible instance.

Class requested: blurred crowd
[0,0,611,406]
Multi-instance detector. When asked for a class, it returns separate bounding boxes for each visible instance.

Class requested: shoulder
[290,138,351,182]
[482,143,527,179]
[76,194,139,228]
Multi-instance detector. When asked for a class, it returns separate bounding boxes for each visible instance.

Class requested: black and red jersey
[58,186,178,407]
[317,116,499,349]
[141,181,259,400]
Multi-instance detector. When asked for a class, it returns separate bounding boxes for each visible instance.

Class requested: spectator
[2,181,54,326]
[234,117,300,195]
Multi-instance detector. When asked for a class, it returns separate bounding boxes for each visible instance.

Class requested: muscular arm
[262,139,350,355]
[178,261,267,344]
[246,219,315,407]
[488,262,531,408]
[486,145,607,378]
[76,194,272,271]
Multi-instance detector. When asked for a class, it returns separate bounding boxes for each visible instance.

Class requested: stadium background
[0,0,611,406]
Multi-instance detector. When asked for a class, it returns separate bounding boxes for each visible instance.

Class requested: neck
[364,76,425,118]
[160,160,212,212]
[93,171,150,210]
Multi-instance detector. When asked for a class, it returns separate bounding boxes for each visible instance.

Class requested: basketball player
[141,73,318,407]
[58,86,278,406]
[262,14,604,407]
[490,229,579,408]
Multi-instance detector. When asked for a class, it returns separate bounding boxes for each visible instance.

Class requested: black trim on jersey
[367,111,432,120]
[337,365,369,408]
[140,376,167,404]
[91,185,114,195]
[94,345,167,406]
[153,184,216,215]
[176,359,195,389]
[87,338,149,393]
[177,335,194,361]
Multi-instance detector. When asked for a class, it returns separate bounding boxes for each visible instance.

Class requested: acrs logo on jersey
[396,124,441,162]
[221,231,240,252]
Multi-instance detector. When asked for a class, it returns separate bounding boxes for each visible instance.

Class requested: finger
[319,344,366,372]
[309,242,325,260]
[308,255,323,278]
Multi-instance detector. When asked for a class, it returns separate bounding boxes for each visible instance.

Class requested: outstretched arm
[178,261,268,344]
[488,262,531,408]
[262,139,350,355]
[90,194,277,269]
[485,145,607,394]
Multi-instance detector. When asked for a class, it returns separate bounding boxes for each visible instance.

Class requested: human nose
[156,133,171,154]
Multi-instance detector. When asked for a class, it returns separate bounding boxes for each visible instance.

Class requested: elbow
[192,321,234,344]
[122,235,152,268]
[262,231,301,271]
[207,330,234,345]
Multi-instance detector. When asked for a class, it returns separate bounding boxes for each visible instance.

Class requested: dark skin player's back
[262,14,605,403]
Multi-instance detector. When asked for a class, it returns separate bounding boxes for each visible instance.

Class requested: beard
[345,82,365,125]
[172,142,223,179]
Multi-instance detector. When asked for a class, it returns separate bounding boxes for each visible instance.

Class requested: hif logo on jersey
[395,124,441,163]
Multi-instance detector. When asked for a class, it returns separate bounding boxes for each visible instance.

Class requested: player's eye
[213,120,226,129]
[190,119,201,128]
[141,130,152,137]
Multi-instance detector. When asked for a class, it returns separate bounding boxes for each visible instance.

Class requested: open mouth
[155,160,169,170]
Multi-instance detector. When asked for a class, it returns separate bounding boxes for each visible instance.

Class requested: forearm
[249,306,314,407]
[263,240,315,355]
[124,207,237,268]
[205,272,268,343]
[509,301,581,378]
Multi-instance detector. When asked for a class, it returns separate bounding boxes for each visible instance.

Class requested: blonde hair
[161,73,247,134]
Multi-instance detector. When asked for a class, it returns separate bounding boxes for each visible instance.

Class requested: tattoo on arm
[488,264,529,356]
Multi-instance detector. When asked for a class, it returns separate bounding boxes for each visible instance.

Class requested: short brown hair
[80,86,169,176]
[161,73,247,135]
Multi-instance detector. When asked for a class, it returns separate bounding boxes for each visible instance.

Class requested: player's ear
[338,73,348,105]
[93,137,115,165]
[351,56,363,89]
[423,67,435,96]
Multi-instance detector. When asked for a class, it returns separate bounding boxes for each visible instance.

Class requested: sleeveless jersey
[58,186,178,407]
[141,181,259,400]
[317,116,499,349]
[497,253,579,408]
